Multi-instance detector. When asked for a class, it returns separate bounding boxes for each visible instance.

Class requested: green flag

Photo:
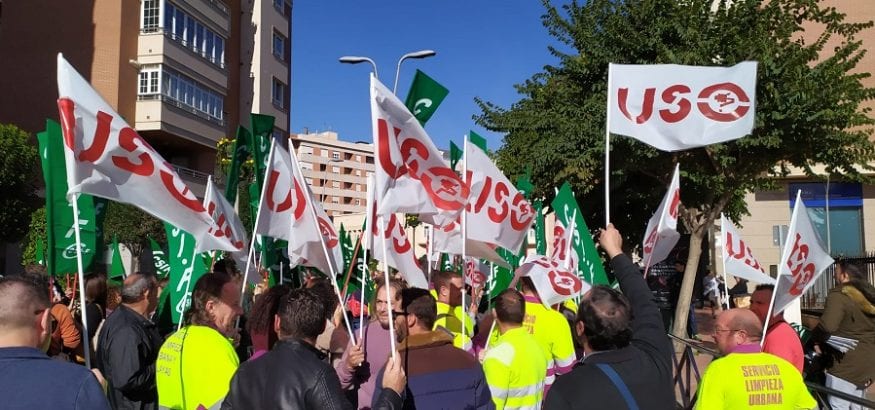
[110,235,126,281]
[250,114,275,191]
[450,141,462,171]
[346,222,373,302]
[533,200,547,255]
[468,131,488,152]
[36,238,46,266]
[149,237,171,279]
[161,222,208,325]
[516,168,534,199]
[488,249,518,301]
[551,182,609,285]
[36,119,99,276]
[225,126,253,204]
[404,69,449,125]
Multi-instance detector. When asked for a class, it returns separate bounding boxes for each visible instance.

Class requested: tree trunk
[671,228,705,349]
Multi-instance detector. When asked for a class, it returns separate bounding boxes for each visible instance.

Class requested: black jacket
[222,339,353,409]
[95,304,163,410]
[545,254,675,410]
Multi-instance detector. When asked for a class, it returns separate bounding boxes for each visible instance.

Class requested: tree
[0,123,39,242]
[476,0,875,340]
[102,202,165,270]
[21,207,46,266]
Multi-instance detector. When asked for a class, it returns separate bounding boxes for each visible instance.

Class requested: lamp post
[338,56,379,80]
[393,49,436,93]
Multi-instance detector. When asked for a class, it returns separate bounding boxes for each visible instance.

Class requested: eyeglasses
[712,328,741,336]
[391,311,408,317]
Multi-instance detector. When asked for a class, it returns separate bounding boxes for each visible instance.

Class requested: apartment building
[0,0,291,195]
[290,131,373,216]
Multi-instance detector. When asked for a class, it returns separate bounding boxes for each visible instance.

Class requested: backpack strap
[595,363,640,410]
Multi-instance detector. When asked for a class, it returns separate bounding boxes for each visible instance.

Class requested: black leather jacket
[222,339,352,409]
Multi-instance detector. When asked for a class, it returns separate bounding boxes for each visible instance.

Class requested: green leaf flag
[404,69,449,125]
[551,182,609,285]
[225,126,252,204]
[36,238,46,266]
[250,114,275,192]
[110,235,126,281]
[36,119,99,276]
[533,200,547,255]
[149,237,171,279]
[468,131,488,152]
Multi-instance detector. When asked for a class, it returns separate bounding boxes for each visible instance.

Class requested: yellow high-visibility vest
[483,327,548,409]
[157,325,239,410]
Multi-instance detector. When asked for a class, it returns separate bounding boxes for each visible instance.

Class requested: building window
[138,67,160,94]
[331,166,340,173]
[355,199,361,206]
[141,0,161,32]
[333,181,340,188]
[164,2,225,68]
[272,30,286,60]
[788,182,863,256]
[332,152,340,160]
[272,77,286,108]
[152,65,224,121]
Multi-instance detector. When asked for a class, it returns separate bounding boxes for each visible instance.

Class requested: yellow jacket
[157,325,239,410]
[483,327,548,409]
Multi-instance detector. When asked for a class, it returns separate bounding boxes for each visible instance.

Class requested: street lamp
[338,56,379,80]
[393,49,436,93]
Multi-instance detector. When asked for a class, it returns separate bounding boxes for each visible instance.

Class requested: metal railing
[172,164,209,183]
[802,252,875,310]
[670,334,875,409]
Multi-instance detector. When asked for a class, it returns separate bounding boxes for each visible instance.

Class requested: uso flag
[608,62,757,151]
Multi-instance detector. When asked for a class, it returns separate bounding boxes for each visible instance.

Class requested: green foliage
[21,207,46,266]
[476,0,875,244]
[102,202,165,257]
[0,123,40,242]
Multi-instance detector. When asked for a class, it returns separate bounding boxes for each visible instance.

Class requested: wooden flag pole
[340,235,363,299]
[69,193,93,368]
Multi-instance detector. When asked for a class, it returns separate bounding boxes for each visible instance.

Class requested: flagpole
[426,225,434,283]
[279,261,284,285]
[289,142,355,343]
[361,175,374,343]
[69,193,92,368]
[340,236,363,299]
[604,65,613,227]
[179,182,214,331]
[761,191,801,347]
[461,134,469,346]
[379,216,398,359]
[719,215,731,309]
[242,139,276,297]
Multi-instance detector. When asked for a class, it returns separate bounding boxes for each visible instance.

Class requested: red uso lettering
[617,82,751,124]
[552,226,567,261]
[376,119,405,179]
[113,126,155,176]
[509,194,534,231]
[549,269,582,296]
[265,170,292,212]
[421,167,469,211]
[317,217,339,248]
[387,216,411,254]
[159,161,205,213]
[668,189,680,219]
[643,229,658,254]
[487,181,510,223]
[786,233,815,295]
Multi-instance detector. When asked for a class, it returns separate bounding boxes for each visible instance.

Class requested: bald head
[121,274,158,304]
[494,289,525,325]
[713,308,762,355]
[725,308,763,339]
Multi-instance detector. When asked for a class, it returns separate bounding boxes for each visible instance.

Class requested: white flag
[608,62,757,151]
[720,214,774,284]
[370,75,468,226]
[642,164,681,268]
[288,146,344,276]
[431,221,511,269]
[365,186,429,289]
[253,140,300,241]
[56,54,237,253]
[520,254,590,307]
[464,258,489,290]
[464,140,535,251]
[203,177,249,269]
[772,191,834,314]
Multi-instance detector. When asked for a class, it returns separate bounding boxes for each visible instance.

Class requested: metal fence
[801,251,875,310]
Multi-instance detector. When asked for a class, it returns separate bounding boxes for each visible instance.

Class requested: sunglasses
[391,311,408,317]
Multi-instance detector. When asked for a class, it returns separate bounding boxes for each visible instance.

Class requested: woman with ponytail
[817,260,875,409]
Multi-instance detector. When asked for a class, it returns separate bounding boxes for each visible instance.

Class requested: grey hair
[121,274,157,304]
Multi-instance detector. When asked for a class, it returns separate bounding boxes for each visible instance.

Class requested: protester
[702,271,722,318]
[82,273,108,343]
[222,288,351,409]
[337,277,405,409]
[432,270,474,351]
[672,259,699,339]
[748,284,804,373]
[373,356,406,410]
[483,289,547,409]
[372,288,493,409]
[96,273,163,409]
[813,261,875,409]
[0,275,110,409]
[546,224,674,409]
[246,284,293,360]
[727,277,749,308]
[697,308,816,409]
[156,272,242,410]
[307,277,342,357]
[47,279,84,361]
[517,275,576,394]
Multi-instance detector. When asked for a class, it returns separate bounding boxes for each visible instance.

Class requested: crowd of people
[0,224,873,409]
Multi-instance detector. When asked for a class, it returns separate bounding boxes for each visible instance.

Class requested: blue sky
[290,2,561,150]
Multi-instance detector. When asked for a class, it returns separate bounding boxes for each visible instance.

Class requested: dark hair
[84,273,107,306]
[184,271,237,327]
[578,286,633,351]
[754,284,774,293]
[120,274,158,304]
[305,277,339,319]
[213,258,238,276]
[519,276,536,294]
[278,288,327,340]
[247,284,293,335]
[494,289,525,325]
[374,276,405,302]
[0,275,51,330]
[401,288,437,329]
[837,261,875,304]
